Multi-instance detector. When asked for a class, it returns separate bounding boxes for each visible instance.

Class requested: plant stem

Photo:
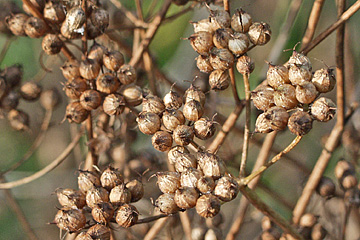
[239,73,250,178]
[143,217,168,240]
[301,0,325,48]
[179,211,193,240]
[229,67,241,105]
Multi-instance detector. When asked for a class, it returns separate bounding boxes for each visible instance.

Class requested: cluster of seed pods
[53,166,144,239]
[189,8,271,89]
[253,50,337,136]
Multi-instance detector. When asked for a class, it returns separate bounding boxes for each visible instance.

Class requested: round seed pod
[236,55,255,75]
[65,7,86,32]
[163,89,183,110]
[311,97,336,122]
[121,85,143,106]
[88,42,106,64]
[118,64,137,85]
[54,208,86,232]
[248,22,271,45]
[288,111,313,136]
[196,176,215,194]
[24,17,47,38]
[126,179,144,202]
[288,50,312,71]
[86,19,102,40]
[91,202,115,224]
[156,171,181,193]
[20,81,42,101]
[86,187,109,208]
[181,167,203,188]
[80,59,101,80]
[340,172,358,190]
[109,184,131,206]
[103,93,125,115]
[312,68,336,93]
[2,91,20,111]
[96,73,120,94]
[196,194,221,218]
[152,131,173,152]
[5,13,28,36]
[267,64,289,89]
[209,9,231,30]
[2,64,22,88]
[299,213,317,228]
[116,204,139,228]
[251,85,275,111]
[210,48,234,71]
[56,188,86,209]
[295,82,318,104]
[142,95,165,115]
[7,109,29,131]
[63,78,88,99]
[183,100,204,121]
[162,109,185,131]
[316,177,335,198]
[78,170,101,193]
[231,9,252,33]
[260,229,281,240]
[40,88,61,110]
[255,111,275,133]
[196,55,214,73]
[194,117,216,140]
[43,1,66,24]
[75,232,92,240]
[191,19,214,34]
[228,32,250,56]
[174,152,197,173]
[100,166,123,191]
[174,187,199,209]
[42,33,63,55]
[209,69,230,91]
[136,111,161,135]
[90,7,109,33]
[289,64,312,86]
[61,60,81,80]
[265,106,289,131]
[334,160,354,180]
[103,50,124,72]
[311,223,327,240]
[65,101,89,123]
[173,125,194,146]
[261,216,274,231]
[155,193,180,214]
[189,31,214,55]
[168,145,189,165]
[87,224,110,240]
[60,21,81,39]
[80,90,102,111]
[184,85,206,106]
[214,176,239,202]
[191,226,207,240]
[197,152,226,179]
[213,28,232,49]
[273,84,298,110]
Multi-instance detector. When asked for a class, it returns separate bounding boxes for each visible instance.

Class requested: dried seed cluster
[52,166,144,236]
[190,8,271,90]
[254,50,337,136]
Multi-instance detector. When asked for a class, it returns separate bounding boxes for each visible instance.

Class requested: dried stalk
[229,67,241,105]
[143,217,168,240]
[179,211,193,240]
[136,214,169,224]
[239,73,250,178]
[301,0,325,48]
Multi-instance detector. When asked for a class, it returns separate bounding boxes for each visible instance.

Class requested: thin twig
[0,37,13,64]
[0,128,84,189]
[301,0,325,47]
[109,0,149,29]
[342,203,350,239]
[136,214,169,224]
[84,115,97,171]
[143,217,168,240]
[179,211,193,240]
[163,4,196,23]
[81,0,88,57]
[229,67,241,105]
[223,0,230,14]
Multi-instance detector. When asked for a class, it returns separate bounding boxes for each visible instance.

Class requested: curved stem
[239,73,250,178]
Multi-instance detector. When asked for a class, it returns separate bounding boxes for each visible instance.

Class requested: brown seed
[2,64,22,88]
[214,176,239,202]
[65,7,86,32]
[266,64,290,89]
[255,112,273,133]
[228,32,250,56]
[193,117,216,140]
[197,152,226,179]
[174,152,197,173]
[103,93,125,115]
[64,78,88,99]
[261,216,274,231]
[209,69,230,91]
[156,171,181,194]
[312,68,336,93]
[173,125,194,146]
[7,109,29,131]
[213,28,232,49]
[168,145,190,165]
[341,173,358,190]
[115,204,139,228]
[60,21,81,39]
[236,55,255,75]
[86,187,109,208]
[248,22,271,45]
[24,17,47,38]
[96,72,120,94]
[181,167,203,188]
[20,81,42,101]
[231,9,252,33]
[184,84,206,106]
[78,170,101,193]
[42,33,63,55]
[334,160,354,180]
[288,64,312,86]
[80,90,102,110]
[273,84,298,110]
[251,85,275,111]
[136,111,161,135]
[54,208,86,232]
[155,193,180,214]
[103,50,124,72]
[5,13,28,36]
[209,9,231,30]
[288,50,312,71]
[288,111,313,136]
[163,89,183,110]
[90,7,109,33]
[174,187,199,209]
[109,184,131,206]
[299,213,317,228]
[126,179,144,202]
[86,19,102,40]
[87,224,110,240]
[88,42,106,64]
[121,85,143,106]
[142,95,165,115]
[66,101,89,124]
[40,88,61,111]
[189,31,214,55]
[80,59,101,80]
[75,232,92,240]
[196,55,214,74]
[100,166,123,191]
[162,109,185,131]
[91,202,115,224]
[295,82,318,104]
[152,131,173,152]
[43,1,66,24]
[196,194,221,218]
[56,188,86,209]
[316,177,335,198]
[191,19,214,34]
[183,100,204,122]
[61,60,81,80]
[209,48,234,71]
[118,64,137,85]
[311,97,336,122]
[311,223,327,240]
[196,176,215,194]
[265,106,289,131]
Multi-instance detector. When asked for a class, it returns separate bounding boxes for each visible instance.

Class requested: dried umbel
[5,13,28,36]
[196,55,214,73]
[56,188,86,209]
[248,22,271,45]
[184,84,206,106]
[183,100,204,122]
[162,109,185,131]
[209,69,230,91]
[181,167,203,188]
[126,179,144,202]
[174,187,199,209]
[209,9,231,30]
[65,7,86,32]
[44,1,66,24]
[24,17,47,38]
[163,89,183,110]
[61,60,81,80]
[152,131,173,152]
[228,32,250,55]
[7,109,29,131]
[103,50,124,72]
[64,78,88,99]
[100,166,123,191]
[273,84,298,110]
[155,193,180,214]
[231,9,252,33]
[42,34,64,55]
[312,68,336,93]
[116,204,139,228]
[40,88,61,110]
[87,224,110,240]
[189,31,214,55]
[264,106,289,131]
[96,73,120,94]
[209,48,235,71]
[54,208,86,232]
[90,7,110,33]
[236,55,255,75]
[103,94,125,115]
[80,90,102,111]
[196,176,215,194]
[295,82,318,104]
[288,111,313,136]
[266,64,289,89]
[174,152,197,173]
[196,194,221,218]
[197,152,226,179]
[86,187,109,208]
[78,170,101,193]
[251,85,275,111]
[88,43,106,64]
[288,64,312,86]
[168,145,190,165]
[136,111,161,135]
[191,19,214,34]
[193,117,216,140]
[213,28,232,49]
[91,202,115,224]
[109,185,131,206]
[142,95,165,115]
[118,64,137,85]
[20,81,42,101]
[173,125,195,146]
[316,177,336,198]
[121,85,143,106]
[80,59,101,80]
[65,101,89,123]
[213,176,239,202]
[156,171,181,194]
[2,91,20,110]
